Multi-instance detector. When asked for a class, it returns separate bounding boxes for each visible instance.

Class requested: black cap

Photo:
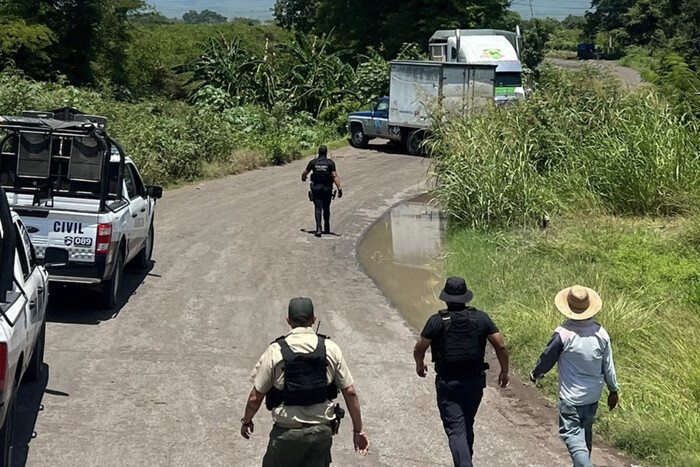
[318,145,328,157]
[439,277,474,304]
[288,297,314,324]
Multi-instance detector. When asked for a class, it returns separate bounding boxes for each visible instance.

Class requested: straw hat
[554,285,602,320]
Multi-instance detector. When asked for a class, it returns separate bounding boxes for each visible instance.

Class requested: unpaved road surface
[547,58,647,90]
[16,144,633,466]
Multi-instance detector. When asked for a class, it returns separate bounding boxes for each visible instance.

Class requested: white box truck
[347,60,496,155]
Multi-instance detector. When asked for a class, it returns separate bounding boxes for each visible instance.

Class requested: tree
[0,15,53,66]
[174,35,274,107]
[3,0,146,86]
[520,18,560,70]
[273,0,318,33]
[276,32,355,116]
[182,9,227,25]
[277,0,513,59]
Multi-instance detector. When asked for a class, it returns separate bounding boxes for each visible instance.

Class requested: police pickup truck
[0,185,60,466]
[0,108,162,309]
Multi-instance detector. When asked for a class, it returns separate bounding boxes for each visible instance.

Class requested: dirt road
[16,144,632,466]
[547,58,647,90]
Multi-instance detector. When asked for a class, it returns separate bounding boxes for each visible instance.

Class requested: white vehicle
[429,29,526,105]
[347,61,496,154]
[0,108,162,309]
[0,186,59,466]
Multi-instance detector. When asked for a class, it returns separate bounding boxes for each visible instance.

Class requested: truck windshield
[495,72,522,87]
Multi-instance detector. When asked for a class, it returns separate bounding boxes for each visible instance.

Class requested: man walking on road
[240,297,370,466]
[414,277,510,467]
[530,285,620,467]
[301,145,342,237]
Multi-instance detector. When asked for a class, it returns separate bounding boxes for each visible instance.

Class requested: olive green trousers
[262,423,333,467]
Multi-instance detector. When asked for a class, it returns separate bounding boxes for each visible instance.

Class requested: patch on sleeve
[595,326,611,343]
[555,326,573,344]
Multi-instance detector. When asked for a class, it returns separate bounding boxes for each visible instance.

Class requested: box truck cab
[429,29,525,105]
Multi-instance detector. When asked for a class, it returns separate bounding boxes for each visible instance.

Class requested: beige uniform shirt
[250,327,354,428]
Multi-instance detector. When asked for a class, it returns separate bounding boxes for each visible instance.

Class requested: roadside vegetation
[430,67,700,466]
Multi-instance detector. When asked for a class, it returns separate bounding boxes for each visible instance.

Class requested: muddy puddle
[358,194,446,330]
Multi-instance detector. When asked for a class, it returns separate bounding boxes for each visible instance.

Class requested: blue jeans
[558,399,599,467]
[435,375,486,467]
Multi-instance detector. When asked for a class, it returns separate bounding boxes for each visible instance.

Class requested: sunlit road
[16,144,631,466]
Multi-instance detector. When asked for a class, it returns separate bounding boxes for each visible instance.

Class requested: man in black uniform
[301,145,342,237]
[413,277,510,467]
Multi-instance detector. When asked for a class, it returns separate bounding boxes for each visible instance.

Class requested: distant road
[547,58,647,90]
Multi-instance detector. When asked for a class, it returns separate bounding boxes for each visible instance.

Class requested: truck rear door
[16,208,99,265]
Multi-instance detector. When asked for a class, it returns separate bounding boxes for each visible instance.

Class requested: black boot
[324,222,330,234]
[315,226,322,237]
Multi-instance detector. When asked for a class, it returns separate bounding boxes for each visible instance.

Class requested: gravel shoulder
[19,144,634,466]
[547,58,647,90]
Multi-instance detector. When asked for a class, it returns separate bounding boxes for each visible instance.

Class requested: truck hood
[348,111,373,119]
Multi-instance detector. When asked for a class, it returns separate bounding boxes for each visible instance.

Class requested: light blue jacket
[532,318,619,406]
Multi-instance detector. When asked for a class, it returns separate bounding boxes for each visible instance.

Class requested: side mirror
[44,247,69,267]
[146,185,163,199]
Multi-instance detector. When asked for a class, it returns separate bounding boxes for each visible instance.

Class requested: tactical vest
[310,158,333,186]
[434,307,487,373]
[265,335,339,411]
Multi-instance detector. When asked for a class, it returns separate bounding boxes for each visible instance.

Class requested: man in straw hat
[530,285,620,467]
[414,277,510,467]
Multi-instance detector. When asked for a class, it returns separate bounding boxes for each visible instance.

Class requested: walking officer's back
[240,298,370,466]
[301,145,342,237]
[414,277,510,467]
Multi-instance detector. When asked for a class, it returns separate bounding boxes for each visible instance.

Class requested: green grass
[446,215,700,466]
[428,66,700,229]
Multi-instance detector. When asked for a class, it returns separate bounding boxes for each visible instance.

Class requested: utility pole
[529,0,534,18]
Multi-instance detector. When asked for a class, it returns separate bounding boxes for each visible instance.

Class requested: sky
[150,0,593,22]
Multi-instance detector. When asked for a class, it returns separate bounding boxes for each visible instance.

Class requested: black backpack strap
[277,337,295,362]
[315,335,326,354]
[270,335,287,345]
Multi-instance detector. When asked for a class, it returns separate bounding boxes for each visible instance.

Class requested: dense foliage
[429,67,700,228]
[274,0,516,58]
[0,70,336,185]
[1,0,145,86]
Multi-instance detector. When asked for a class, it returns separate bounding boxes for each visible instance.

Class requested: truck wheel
[0,389,16,467]
[350,126,368,149]
[406,130,424,156]
[134,224,154,270]
[101,251,123,310]
[25,322,45,382]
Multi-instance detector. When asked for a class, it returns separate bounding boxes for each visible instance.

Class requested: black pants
[312,186,332,231]
[435,375,486,467]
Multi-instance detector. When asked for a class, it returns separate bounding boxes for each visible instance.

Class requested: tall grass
[447,217,700,466]
[429,66,700,228]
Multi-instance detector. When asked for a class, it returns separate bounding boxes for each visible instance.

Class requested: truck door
[370,99,390,137]
[123,164,148,262]
[14,220,42,343]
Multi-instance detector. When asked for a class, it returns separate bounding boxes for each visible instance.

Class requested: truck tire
[0,389,16,467]
[101,251,123,310]
[134,223,154,270]
[406,130,424,156]
[350,125,368,149]
[25,322,45,382]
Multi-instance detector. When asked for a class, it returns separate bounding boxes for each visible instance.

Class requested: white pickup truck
[0,185,57,466]
[0,108,162,309]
